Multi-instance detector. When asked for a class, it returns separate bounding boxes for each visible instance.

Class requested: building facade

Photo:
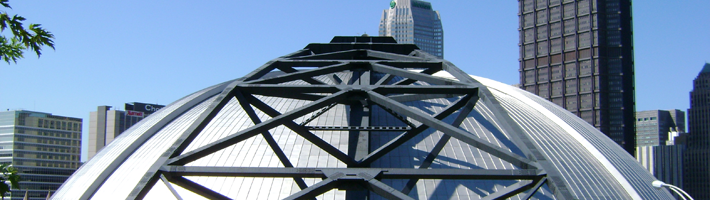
[87,102,164,160]
[635,145,685,196]
[684,63,710,199]
[0,110,81,200]
[379,0,443,58]
[518,0,636,154]
[635,109,685,147]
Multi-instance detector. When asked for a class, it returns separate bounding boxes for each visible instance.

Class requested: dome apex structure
[55,36,672,200]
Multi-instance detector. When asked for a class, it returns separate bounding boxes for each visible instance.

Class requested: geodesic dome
[54,36,672,200]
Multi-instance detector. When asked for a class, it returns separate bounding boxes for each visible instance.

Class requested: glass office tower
[518,0,636,154]
[379,0,443,58]
[684,63,710,199]
[0,110,82,200]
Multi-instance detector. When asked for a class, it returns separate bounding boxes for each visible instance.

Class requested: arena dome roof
[54,36,672,200]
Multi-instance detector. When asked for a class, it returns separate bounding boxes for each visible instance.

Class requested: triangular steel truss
[122,36,569,200]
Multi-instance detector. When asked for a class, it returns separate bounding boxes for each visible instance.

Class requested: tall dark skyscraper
[517,0,636,154]
[684,63,710,199]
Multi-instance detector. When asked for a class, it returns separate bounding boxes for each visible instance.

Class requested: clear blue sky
[0,1,707,161]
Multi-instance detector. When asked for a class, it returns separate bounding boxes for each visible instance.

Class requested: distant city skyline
[0,1,707,161]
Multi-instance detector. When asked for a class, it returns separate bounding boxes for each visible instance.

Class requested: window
[565,63,576,78]
[551,65,562,80]
[580,77,592,92]
[549,6,561,21]
[536,0,547,9]
[537,11,548,24]
[550,22,562,38]
[564,36,576,50]
[538,41,548,56]
[579,60,592,75]
[549,0,560,6]
[565,80,578,94]
[577,0,590,15]
[563,3,575,18]
[538,67,549,82]
[578,16,590,31]
[580,94,593,108]
[524,29,534,43]
[552,82,563,96]
[551,38,562,54]
[524,44,535,58]
[523,0,534,12]
[537,26,548,40]
[524,13,534,27]
[565,97,578,110]
[525,70,536,84]
[538,83,550,97]
[607,30,621,46]
[563,19,576,35]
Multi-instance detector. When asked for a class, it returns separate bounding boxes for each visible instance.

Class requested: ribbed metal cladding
[54,36,669,200]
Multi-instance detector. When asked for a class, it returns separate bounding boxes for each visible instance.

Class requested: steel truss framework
[116,37,576,200]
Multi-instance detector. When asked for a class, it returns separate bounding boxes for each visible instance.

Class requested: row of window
[523,61,598,83]
[522,0,587,13]
[523,18,597,43]
[524,33,597,58]
[16,128,81,139]
[522,1,594,27]
[36,119,81,132]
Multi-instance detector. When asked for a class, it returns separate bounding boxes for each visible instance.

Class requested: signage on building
[125,102,165,115]
[126,110,144,117]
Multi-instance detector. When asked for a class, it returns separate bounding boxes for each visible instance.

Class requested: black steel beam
[375,61,443,70]
[366,50,427,61]
[236,84,341,95]
[283,174,342,200]
[160,166,543,180]
[358,94,477,166]
[245,94,359,166]
[274,65,327,85]
[387,94,454,102]
[401,97,474,194]
[520,177,548,200]
[363,176,415,200]
[480,180,535,200]
[392,67,443,86]
[247,62,349,85]
[259,92,327,102]
[373,85,476,95]
[370,63,463,86]
[306,126,410,131]
[375,74,394,85]
[290,49,361,60]
[233,91,309,190]
[163,175,231,200]
[366,91,536,169]
[168,90,349,165]
[160,174,184,200]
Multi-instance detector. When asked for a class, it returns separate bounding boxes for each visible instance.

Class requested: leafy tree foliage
[0,0,54,64]
[0,164,19,200]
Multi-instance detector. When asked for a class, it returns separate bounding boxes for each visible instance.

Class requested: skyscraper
[684,63,710,199]
[0,110,81,200]
[87,102,164,160]
[635,109,685,147]
[379,0,443,58]
[518,0,636,154]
